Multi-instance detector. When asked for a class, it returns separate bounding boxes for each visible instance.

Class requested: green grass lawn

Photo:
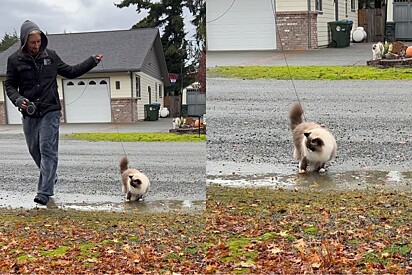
[207,65,412,80]
[62,132,206,142]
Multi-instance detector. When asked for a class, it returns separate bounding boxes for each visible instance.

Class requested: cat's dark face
[129,174,142,188]
[304,132,324,152]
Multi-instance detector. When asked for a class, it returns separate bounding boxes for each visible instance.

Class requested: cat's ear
[304,132,310,137]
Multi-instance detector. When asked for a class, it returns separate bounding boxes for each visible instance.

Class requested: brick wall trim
[276,11,318,50]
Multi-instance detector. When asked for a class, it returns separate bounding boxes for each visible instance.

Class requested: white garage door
[206,0,276,51]
[5,96,22,125]
[64,78,111,123]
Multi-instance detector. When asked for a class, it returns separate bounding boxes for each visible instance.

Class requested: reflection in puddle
[207,170,412,191]
[0,190,205,213]
[386,171,403,182]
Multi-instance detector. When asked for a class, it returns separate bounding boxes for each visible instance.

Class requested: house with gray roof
[0,28,170,124]
[207,0,359,67]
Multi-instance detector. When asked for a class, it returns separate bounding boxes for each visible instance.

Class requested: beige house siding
[276,0,358,49]
[276,1,307,11]
[78,73,133,99]
[2,74,130,101]
[317,0,358,47]
[0,72,165,124]
[136,72,164,121]
[107,73,132,98]
[317,2,337,46]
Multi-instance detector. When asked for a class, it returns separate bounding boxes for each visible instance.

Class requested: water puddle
[0,191,205,213]
[207,170,412,191]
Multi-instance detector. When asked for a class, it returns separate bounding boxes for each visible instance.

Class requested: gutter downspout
[335,0,339,21]
[307,0,311,49]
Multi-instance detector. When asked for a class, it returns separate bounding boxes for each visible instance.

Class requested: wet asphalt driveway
[207,78,412,190]
[0,133,205,212]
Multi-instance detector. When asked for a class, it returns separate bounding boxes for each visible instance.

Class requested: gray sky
[0,0,195,38]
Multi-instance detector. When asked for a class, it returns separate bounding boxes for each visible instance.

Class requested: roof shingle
[0,28,167,76]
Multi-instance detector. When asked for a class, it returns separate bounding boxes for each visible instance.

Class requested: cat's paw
[319,168,326,173]
[298,169,307,174]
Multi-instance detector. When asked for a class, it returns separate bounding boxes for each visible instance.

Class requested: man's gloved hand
[93,54,103,65]
[15,96,28,110]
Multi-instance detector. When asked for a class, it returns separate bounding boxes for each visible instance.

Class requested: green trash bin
[385,21,396,42]
[181,104,188,116]
[328,20,352,48]
[144,103,160,121]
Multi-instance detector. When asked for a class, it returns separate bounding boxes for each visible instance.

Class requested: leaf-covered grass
[62,132,206,142]
[0,208,205,274]
[207,65,412,80]
[206,185,412,274]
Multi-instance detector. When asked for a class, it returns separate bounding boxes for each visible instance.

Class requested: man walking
[5,20,103,205]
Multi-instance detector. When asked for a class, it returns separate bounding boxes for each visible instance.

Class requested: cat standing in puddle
[119,156,150,201]
[289,102,337,173]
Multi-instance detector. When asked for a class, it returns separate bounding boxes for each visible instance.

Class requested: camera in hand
[25,101,36,115]
[16,96,37,116]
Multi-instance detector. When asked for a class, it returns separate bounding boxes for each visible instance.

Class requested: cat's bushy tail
[289,102,303,130]
[120,156,129,174]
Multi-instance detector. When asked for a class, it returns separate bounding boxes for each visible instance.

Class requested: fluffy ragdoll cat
[289,102,337,173]
[119,156,150,201]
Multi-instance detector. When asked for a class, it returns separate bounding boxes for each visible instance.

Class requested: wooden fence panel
[358,8,385,42]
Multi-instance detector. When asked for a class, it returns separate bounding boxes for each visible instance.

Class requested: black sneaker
[34,196,48,206]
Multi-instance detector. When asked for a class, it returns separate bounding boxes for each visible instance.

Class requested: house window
[154,83,157,101]
[135,76,141,98]
[115,81,120,90]
[315,0,322,11]
[351,0,355,11]
[345,0,348,17]
[158,84,162,98]
[148,86,152,103]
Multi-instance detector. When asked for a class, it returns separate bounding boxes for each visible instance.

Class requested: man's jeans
[22,111,61,200]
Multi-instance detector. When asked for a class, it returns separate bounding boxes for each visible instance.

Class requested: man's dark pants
[22,110,61,203]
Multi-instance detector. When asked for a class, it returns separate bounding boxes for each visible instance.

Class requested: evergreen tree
[187,0,205,49]
[187,0,205,93]
[0,31,19,52]
[116,0,196,96]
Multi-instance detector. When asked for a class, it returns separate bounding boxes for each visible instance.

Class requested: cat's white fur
[289,102,337,173]
[372,42,384,60]
[119,156,150,201]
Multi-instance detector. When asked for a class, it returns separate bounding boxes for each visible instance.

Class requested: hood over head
[20,20,48,53]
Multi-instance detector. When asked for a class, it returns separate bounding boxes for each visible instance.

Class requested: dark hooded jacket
[5,20,98,117]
